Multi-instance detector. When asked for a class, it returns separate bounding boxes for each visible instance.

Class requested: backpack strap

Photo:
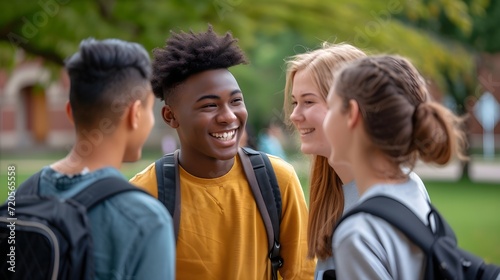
[337,196,436,250]
[155,149,181,240]
[336,196,439,280]
[72,177,149,209]
[14,170,43,196]
[15,171,147,210]
[239,147,283,280]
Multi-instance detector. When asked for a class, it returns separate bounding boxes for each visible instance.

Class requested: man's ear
[162,105,179,128]
[127,100,142,130]
[347,99,361,129]
[65,101,74,125]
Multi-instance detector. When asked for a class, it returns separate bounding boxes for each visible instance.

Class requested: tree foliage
[396,0,500,117]
[0,0,486,129]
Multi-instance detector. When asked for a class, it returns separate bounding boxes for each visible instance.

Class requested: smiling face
[164,69,247,162]
[289,69,331,157]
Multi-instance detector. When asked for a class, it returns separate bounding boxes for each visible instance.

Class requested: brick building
[0,58,167,153]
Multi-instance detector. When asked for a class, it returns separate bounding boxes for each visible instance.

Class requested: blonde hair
[284,43,366,259]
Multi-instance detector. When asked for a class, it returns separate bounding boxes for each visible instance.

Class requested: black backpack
[333,196,500,280]
[154,147,283,280]
[0,171,148,280]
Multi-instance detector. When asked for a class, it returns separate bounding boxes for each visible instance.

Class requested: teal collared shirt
[39,166,175,280]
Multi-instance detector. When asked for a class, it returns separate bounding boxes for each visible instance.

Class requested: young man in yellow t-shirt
[129,26,314,279]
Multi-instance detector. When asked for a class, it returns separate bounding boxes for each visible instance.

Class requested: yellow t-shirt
[130,153,315,280]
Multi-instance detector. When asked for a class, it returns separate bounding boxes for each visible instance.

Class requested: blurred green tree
[0,0,482,136]
[398,0,500,178]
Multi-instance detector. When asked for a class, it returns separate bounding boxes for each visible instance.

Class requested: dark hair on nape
[151,24,248,102]
[65,38,152,130]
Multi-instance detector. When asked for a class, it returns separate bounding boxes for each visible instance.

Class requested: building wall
[1,56,499,153]
[0,62,74,150]
[470,53,500,149]
[0,61,167,153]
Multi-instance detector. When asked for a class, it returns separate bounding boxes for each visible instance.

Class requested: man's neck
[52,139,123,174]
[178,150,236,179]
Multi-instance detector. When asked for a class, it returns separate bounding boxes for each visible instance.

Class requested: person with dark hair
[31,38,175,279]
[323,55,467,279]
[130,26,314,279]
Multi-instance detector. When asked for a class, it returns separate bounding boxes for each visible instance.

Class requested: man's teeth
[211,130,236,141]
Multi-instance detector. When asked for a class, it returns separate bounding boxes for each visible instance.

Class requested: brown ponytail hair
[334,55,467,171]
[412,102,467,164]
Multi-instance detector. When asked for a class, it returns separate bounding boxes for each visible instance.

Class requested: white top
[332,177,431,280]
[314,171,430,280]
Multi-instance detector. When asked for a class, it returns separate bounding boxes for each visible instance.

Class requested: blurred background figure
[258,122,287,160]
[239,124,258,150]
[161,133,178,155]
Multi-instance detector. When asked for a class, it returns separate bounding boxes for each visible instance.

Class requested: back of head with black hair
[65,38,152,130]
[151,25,248,103]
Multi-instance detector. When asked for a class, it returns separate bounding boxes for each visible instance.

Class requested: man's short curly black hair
[151,25,248,102]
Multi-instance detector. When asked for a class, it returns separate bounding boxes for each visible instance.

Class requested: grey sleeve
[333,222,392,279]
[333,213,426,280]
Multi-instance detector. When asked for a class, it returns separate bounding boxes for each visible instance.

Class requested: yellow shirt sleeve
[129,162,158,198]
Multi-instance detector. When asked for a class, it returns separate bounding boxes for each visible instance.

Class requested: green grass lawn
[1,157,499,264]
[296,174,500,264]
[424,180,500,265]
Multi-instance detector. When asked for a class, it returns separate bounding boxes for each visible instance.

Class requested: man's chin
[213,146,239,160]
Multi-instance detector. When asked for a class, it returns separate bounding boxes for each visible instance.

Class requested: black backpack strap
[154,149,181,240]
[337,196,435,251]
[239,147,283,280]
[335,196,500,280]
[71,177,149,209]
[336,196,438,280]
[15,170,43,196]
[17,170,147,209]
[155,156,167,208]
[260,152,282,222]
